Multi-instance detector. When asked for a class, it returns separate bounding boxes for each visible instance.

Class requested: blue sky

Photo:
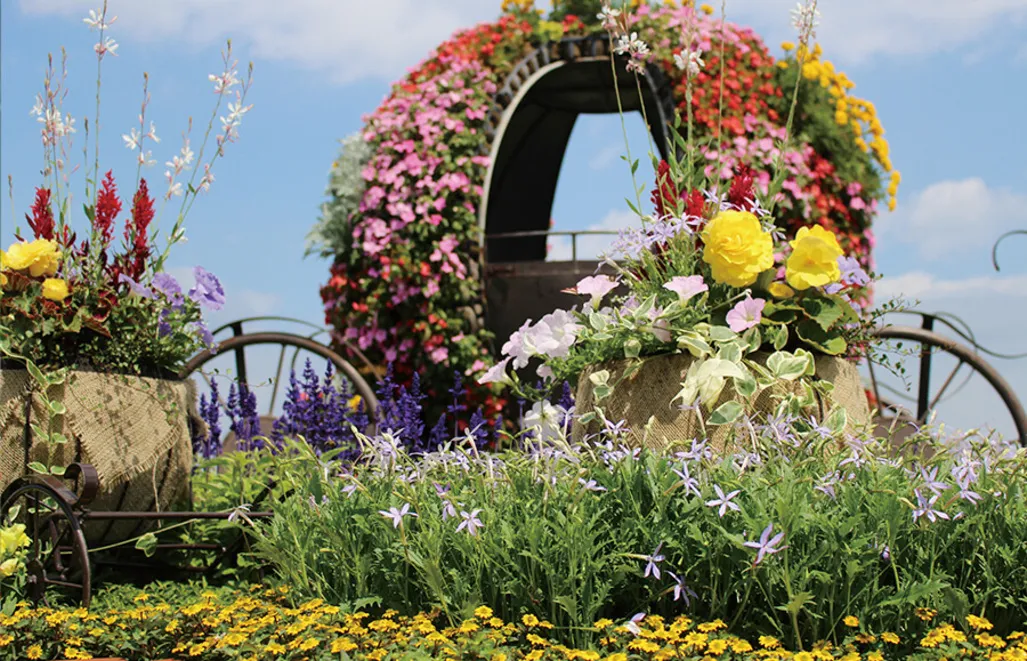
[3,0,1027,438]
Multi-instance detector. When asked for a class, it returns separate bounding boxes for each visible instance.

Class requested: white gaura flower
[95,37,119,58]
[123,128,142,151]
[674,48,705,77]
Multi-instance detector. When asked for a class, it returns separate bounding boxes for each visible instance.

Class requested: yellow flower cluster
[0,523,31,579]
[1,239,70,300]
[2,592,1025,661]
[780,42,901,212]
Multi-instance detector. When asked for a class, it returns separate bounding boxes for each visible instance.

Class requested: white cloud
[876,271,1027,302]
[237,290,281,316]
[877,178,1027,258]
[17,0,499,85]
[733,0,1027,65]
[18,0,1027,87]
[588,144,623,171]
[546,208,640,262]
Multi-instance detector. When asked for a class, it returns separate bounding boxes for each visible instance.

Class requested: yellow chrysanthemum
[701,210,774,287]
[969,615,994,631]
[785,225,843,290]
[522,614,540,627]
[843,615,859,627]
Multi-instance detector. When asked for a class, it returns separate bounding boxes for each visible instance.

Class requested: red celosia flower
[94,170,122,247]
[26,188,55,240]
[124,178,155,280]
[650,160,678,217]
[726,164,755,210]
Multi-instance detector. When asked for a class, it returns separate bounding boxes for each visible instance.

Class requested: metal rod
[80,511,273,521]
[916,316,936,422]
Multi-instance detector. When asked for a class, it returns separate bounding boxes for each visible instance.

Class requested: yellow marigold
[697,619,726,633]
[978,633,1006,649]
[628,639,661,653]
[0,635,11,648]
[298,638,320,651]
[707,639,729,655]
[916,607,938,622]
[474,605,494,620]
[594,618,614,630]
[969,615,994,631]
[522,613,540,627]
[41,277,70,301]
[26,644,44,660]
[604,655,628,661]
[5,239,60,277]
[866,652,884,661]
[525,651,544,661]
[527,633,550,647]
[701,210,774,287]
[785,225,843,290]
[759,635,781,649]
[781,41,795,51]
[732,639,754,653]
[843,615,860,627]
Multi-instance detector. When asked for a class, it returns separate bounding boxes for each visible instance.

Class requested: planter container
[1,367,196,544]
[571,352,870,450]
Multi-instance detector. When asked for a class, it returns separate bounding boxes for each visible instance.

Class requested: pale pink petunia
[663,275,708,302]
[726,297,765,333]
[477,357,512,385]
[571,275,619,305]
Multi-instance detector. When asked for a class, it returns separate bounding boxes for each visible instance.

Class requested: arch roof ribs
[485,56,674,264]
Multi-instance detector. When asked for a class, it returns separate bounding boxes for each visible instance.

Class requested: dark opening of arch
[483,56,675,264]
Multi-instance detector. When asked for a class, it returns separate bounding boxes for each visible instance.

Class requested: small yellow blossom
[699,3,714,14]
[759,635,781,649]
[522,613,540,627]
[767,282,795,299]
[781,41,795,51]
[475,605,494,619]
[969,614,995,630]
[843,615,860,627]
[331,638,357,653]
[916,607,938,621]
[27,645,44,660]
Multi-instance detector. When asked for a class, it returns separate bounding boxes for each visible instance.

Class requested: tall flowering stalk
[1,4,251,375]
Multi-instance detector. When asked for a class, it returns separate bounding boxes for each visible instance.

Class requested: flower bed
[311,0,897,414]
[2,583,1022,661]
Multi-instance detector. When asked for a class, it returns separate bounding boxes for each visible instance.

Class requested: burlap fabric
[571,353,869,451]
[0,368,197,544]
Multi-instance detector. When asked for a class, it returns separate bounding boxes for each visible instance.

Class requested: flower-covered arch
[310,0,898,416]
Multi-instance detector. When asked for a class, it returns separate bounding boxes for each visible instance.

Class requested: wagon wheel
[179,332,380,438]
[867,325,1027,447]
[0,479,91,607]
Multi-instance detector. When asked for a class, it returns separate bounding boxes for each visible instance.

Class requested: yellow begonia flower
[0,524,30,554]
[781,41,795,51]
[0,558,21,578]
[42,278,71,302]
[699,3,714,14]
[6,239,61,278]
[785,226,843,291]
[701,210,774,288]
[0,248,7,287]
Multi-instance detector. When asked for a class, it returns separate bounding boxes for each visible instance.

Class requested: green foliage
[230,427,1027,650]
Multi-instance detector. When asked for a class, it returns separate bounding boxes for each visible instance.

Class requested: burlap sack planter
[0,367,195,545]
[571,352,870,451]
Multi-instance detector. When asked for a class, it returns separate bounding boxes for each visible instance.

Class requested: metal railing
[486,229,621,269]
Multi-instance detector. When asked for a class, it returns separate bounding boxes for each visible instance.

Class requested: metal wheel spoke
[923,360,966,420]
[269,345,288,414]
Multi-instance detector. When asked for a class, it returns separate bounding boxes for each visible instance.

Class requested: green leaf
[800,296,845,331]
[623,338,641,359]
[589,312,608,331]
[25,360,48,387]
[708,326,737,343]
[735,371,758,399]
[716,341,742,363]
[677,331,712,358]
[823,407,848,434]
[27,461,48,475]
[708,401,743,425]
[49,465,66,476]
[30,423,50,443]
[796,320,847,355]
[135,532,159,558]
[777,591,815,617]
[766,351,812,381]
[48,400,67,416]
